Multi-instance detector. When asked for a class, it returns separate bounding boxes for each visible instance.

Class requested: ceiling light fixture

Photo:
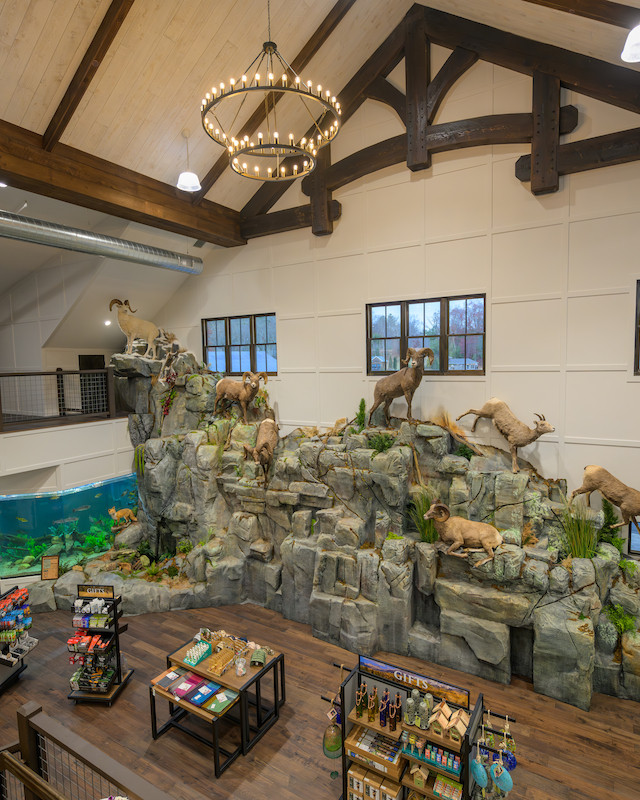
[104,320,111,326]
[0,182,7,188]
[621,24,640,62]
[200,0,340,181]
[176,129,201,192]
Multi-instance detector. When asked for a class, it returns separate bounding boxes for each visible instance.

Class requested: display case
[0,585,38,694]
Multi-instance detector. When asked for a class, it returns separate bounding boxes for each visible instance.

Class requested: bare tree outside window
[202,314,277,375]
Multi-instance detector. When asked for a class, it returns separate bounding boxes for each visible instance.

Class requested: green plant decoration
[454,443,476,461]
[146,561,161,579]
[254,387,269,407]
[167,565,179,578]
[134,446,145,476]
[561,496,597,559]
[177,539,193,555]
[405,488,438,544]
[368,432,394,456]
[354,399,366,433]
[603,603,637,638]
[597,498,626,553]
[619,558,638,577]
[386,532,403,540]
[137,540,152,558]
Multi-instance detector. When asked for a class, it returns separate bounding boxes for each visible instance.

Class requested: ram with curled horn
[109,299,160,360]
[456,397,554,473]
[214,370,268,424]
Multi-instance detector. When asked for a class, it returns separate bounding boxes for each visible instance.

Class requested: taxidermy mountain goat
[109,299,160,360]
[368,347,434,426]
[457,398,554,473]
[214,371,268,424]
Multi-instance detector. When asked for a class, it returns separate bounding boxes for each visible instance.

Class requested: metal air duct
[0,210,204,274]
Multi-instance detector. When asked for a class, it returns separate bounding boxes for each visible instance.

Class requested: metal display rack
[67,588,133,705]
[0,585,38,695]
[338,656,515,800]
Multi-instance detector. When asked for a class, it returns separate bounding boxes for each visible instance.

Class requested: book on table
[204,688,239,714]
[187,681,222,706]
[154,667,188,690]
[171,673,202,698]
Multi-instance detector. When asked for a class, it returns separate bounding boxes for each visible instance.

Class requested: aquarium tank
[0,473,137,579]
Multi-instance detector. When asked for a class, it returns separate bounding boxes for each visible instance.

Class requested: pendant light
[622,24,640,62]
[177,129,201,192]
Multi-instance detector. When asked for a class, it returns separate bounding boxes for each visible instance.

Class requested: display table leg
[149,686,158,740]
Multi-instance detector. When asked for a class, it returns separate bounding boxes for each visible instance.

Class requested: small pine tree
[355,398,366,433]
[599,498,620,540]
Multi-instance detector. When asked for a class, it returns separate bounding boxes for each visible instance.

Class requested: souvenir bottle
[389,703,397,732]
[372,686,379,715]
[368,694,376,723]
[380,699,387,727]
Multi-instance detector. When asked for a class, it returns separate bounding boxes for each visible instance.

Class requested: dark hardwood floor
[0,605,638,800]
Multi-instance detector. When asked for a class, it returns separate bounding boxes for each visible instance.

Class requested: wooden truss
[1,2,639,246]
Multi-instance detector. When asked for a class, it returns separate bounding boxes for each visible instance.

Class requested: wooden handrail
[0,369,110,378]
[0,752,68,800]
[20,706,175,800]
[0,741,20,754]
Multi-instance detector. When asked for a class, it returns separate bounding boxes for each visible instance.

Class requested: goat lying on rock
[110,299,160,360]
[570,465,640,532]
[368,347,434,426]
[457,397,554,473]
[424,502,503,567]
[214,371,268,424]
[244,412,279,480]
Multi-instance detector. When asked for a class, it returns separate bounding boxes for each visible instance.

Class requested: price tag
[326,707,338,721]
[152,687,156,697]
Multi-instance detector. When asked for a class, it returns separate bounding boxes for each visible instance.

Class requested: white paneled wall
[156,50,640,497]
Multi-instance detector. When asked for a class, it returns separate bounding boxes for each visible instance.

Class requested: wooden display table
[149,636,285,776]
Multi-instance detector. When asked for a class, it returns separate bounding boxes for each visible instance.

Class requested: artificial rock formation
[28,354,640,712]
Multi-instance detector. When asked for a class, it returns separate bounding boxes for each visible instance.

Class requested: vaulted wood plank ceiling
[1,0,640,247]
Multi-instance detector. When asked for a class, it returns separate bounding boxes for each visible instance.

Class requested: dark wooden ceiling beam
[405,6,431,171]
[241,16,406,219]
[241,200,341,239]
[0,120,244,247]
[43,0,136,152]
[520,0,640,29]
[427,47,479,123]
[531,71,561,194]
[422,5,640,114]
[308,144,334,235]
[318,107,578,193]
[515,125,640,179]
[192,0,358,205]
[364,77,406,124]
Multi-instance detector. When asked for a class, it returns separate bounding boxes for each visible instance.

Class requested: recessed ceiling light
[0,182,7,188]
[104,320,111,326]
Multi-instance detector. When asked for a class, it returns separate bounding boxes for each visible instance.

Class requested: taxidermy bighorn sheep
[109,299,160,360]
[214,371,268,424]
[570,465,640,533]
[368,347,434,426]
[424,502,503,567]
[244,412,279,480]
[456,398,554,473]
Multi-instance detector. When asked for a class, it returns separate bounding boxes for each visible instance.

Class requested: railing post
[17,702,43,800]
[107,366,116,418]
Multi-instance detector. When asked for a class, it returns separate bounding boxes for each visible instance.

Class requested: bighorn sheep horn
[109,299,123,311]
[431,503,450,519]
[259,372,268,385]
[534,412,545,421]
[242,371,252,383]
[124,299,137,313]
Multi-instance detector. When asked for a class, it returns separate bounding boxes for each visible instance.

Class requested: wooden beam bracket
[405,7,431,171]
[531,71,561,194]
[241,201,341,239]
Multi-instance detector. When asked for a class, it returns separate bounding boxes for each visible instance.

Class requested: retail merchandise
[0,586,38,692]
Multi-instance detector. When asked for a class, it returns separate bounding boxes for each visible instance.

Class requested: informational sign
[77,584,115,599]
[41,555,59,581]
[359,656,470,709]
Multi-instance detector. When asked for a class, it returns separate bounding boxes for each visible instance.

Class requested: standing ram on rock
[109,299,161,360]
[570,465,640,532]
[368,347,434,426]
[214,371,268,424]
[244,411,279,481]
[456,397,554,473]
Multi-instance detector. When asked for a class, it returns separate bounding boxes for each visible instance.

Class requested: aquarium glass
[0,473,137,579]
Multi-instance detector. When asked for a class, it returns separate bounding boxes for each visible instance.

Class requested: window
[366,295,485,375]
[202,314,277,375]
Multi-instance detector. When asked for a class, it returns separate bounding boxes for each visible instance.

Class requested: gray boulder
[53,570,86,610]
[28,580,57,613]
[121,579,170,615]
[114,522,145,550]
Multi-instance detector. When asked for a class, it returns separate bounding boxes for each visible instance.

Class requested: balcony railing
[0,369,117,433]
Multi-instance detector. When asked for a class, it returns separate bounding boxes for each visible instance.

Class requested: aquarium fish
[51,495,61,500]
[121,490,128,497]
[73,505,91,513]
[16,517,28,523]
[94,493,102,498]
[52,517,78,525]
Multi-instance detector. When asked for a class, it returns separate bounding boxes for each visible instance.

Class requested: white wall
[155,52,640,497]
[0,418,133,492]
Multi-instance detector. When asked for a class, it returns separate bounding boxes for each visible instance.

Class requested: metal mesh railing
[0,370,113,429]
[37,736,119,800]
[0,757,26,800]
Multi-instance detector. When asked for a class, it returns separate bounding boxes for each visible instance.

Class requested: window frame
[634,280,640,376]
[201,313,278,376]
[366,294,486,376]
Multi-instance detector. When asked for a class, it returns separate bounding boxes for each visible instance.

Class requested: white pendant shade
[621,25,640,62]
[177,171,201,192]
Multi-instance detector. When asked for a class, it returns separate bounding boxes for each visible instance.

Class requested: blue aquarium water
[0,474,137,579]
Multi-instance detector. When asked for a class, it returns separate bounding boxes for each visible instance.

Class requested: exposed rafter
[43,0,136,152]
[241,201,341,239]
[520,0,640,28]
[191,0,358,206]
[0,121,244,248]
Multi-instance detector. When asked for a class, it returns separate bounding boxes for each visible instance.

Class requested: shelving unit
[67,588,133,705]
[339,656,508,800]
[0,585,38,695]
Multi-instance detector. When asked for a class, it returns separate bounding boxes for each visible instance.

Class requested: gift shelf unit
[340,656,508,800]
[0,586,38,695]
[67,588,133,705]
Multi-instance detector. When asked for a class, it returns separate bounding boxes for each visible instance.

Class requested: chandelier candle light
[200,2,340,181]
